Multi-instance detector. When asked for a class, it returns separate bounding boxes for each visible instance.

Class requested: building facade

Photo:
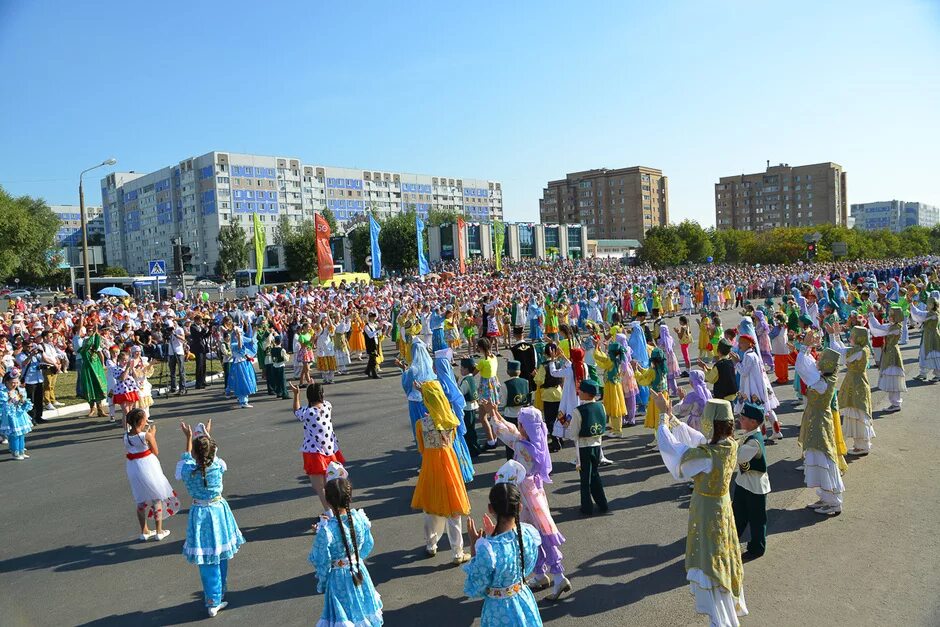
[426,222,588,264]
[100,151,503,276]
[715,162,847,231]
[849,200,939,232]
[539,167,668,240]
[49,204,105,266]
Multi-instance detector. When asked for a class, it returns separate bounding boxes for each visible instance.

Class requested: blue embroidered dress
[309,509,383,627]
[176,453,246,564]
[0,387,33,437]
[227,331,258,399]
[463,524,543,627]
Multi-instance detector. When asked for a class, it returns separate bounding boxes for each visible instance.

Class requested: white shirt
[735,428,772,495]
[169,326,186,356]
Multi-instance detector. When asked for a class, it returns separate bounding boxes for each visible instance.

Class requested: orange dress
[349,318,366,353]
[411,417,470,518]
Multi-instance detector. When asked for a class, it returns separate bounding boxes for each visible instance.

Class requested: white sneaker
[139,531,156,541]
[207,601,228,618]
[770,431,783,441]
[600,458,614,466]
[13,454,26,461]
[155,530,171,541]
[240,403,253,408]
[53,401,65,407]
[44,403,56,411]
[814,504,842,516]
[805,500,826,509]
[21,452,30,459]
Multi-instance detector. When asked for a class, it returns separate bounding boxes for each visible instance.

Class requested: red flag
[315,213,334,282]
[456,217,466,274]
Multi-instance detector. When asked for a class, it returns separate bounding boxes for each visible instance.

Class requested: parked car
[7,289,32,299]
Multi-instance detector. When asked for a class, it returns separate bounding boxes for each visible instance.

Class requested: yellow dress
[411,418,471,518]
[594,350,626,429]
[349,318,366,353]
[635,366,659,428]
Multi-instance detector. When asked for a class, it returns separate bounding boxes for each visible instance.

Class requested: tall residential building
[539,167,668,240]
[849,200,939,232]
[715,162,847,231]
[100,151,503,275]
[49,204,105,265]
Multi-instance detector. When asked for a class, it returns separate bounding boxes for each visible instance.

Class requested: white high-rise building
[100,151,504,276]
[849,200,939,232]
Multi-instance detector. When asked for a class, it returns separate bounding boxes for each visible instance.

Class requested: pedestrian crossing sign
[149,259,167,276]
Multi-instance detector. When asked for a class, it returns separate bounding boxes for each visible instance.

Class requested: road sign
[832,241,848,257]
[148,259,167,276]
[365,255,373,267]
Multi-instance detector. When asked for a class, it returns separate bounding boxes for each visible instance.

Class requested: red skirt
[113,391,140,405]
[303,450,346,475]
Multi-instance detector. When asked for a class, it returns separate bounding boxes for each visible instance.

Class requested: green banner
[493,220,505,271]
[253,213,266,285]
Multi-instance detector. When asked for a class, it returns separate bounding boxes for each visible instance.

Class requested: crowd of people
[1,254,938,625]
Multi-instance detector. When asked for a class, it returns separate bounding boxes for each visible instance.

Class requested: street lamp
[79,158,117,297]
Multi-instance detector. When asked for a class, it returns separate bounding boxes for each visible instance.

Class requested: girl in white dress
[124,408,179,541]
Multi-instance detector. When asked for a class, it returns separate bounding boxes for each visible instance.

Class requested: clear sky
[1,0,938,224]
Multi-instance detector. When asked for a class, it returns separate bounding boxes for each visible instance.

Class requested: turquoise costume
[463,523,543,626]
[0,387,33,457]
[309,509,383,627]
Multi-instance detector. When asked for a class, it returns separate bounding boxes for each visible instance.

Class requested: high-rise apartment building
[849,200,939,232]
[715,162,847,231]
[539,167,668,240]
[100,151,503,275]
[49,204,106,266]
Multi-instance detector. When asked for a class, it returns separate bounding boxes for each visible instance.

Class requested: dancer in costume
[228,322,258,408]
[78,325,108,418]
[735,318,782,441]
[309,462,383,627]
[867,306,906,411]
[733,403,771,561]
[0,370,32,460]
[463,482,543,627]
[593,341,626,438]
[795,347,847,516]
[487,408,571,600]
[910,293,940,381]
[458,358,482,458]
[176,421,246,618]
[656,396,748,627]
[433,347,476,483]
[831,327,875,455]
[124,408,178,541]
[673,369,711,432]
[292,382,347,530]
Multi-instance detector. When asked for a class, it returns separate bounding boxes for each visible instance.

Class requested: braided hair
[488,483,525,584]
[192,436,218,488]
[325,477,363,586]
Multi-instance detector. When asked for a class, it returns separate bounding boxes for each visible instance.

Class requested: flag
[416,214,430,276]
[253,212,266,285]
[456,217,466,274]
[493,220,505,271]
[369,215,382,279]
[315,213,334,283]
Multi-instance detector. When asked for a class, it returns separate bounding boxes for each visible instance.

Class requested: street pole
[79,158,117,299]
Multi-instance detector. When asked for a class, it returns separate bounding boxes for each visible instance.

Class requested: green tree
[215,222,250,280]
[274,214,292,246]
[379,210,419,273]
[638,226,687,266]
[0,186,61,282]
[675,220,713,263]
[347,224,371,273]
[283,220,319,281]
[427,207,466,227]
[101,265,129,277]
[706,228,726,263]
[320,208,339,234]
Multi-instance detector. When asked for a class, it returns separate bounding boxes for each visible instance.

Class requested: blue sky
[1,0,938,224]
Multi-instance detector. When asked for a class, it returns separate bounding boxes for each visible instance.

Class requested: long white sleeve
[867,314,892,337]
[657,421,710,480]
[795,351,827,393]
[909,304,928,324]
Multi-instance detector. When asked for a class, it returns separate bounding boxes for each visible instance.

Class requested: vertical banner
[456,217,467,274]
[315,212,334,283]
[416,214,430,276]
[493,220,505,271]
[369,215,382,279]
[252,212,266,285]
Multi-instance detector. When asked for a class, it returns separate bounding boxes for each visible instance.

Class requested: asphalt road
[1,309,938,627]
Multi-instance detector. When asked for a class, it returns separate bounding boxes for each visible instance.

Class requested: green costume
[78,333,107,403]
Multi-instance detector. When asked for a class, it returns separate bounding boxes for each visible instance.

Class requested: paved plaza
[1,309,938,626]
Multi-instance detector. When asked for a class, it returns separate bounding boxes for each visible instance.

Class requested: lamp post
[79,158,117,298]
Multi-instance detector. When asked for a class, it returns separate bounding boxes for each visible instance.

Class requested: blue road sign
[148,259,167,276]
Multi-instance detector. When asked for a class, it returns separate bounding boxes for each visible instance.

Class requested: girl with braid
[309,462,383,626]
[463,479,543,626]
[176,420,245,618]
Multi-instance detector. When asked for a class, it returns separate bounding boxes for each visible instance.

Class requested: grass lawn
[52,361,223,406]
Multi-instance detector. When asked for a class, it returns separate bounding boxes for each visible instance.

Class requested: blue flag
[369,215,382,279]
[416,214,430,276]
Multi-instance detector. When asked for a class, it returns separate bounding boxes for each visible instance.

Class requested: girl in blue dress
[228,322,258,409]
[176,420,246,618]
[310,462,383,626]
[0,370,33,460]
[464,480,543,627]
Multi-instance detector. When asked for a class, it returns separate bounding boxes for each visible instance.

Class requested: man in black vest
[499,360,531,460]
[701,338,738,401]
[568,379,609,516]
[733,402,771,561]
[509,327,537,392]
[363,312,380,379]
[188,316,210,389]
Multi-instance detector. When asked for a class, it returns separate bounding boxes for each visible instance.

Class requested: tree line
[637,220,940,266]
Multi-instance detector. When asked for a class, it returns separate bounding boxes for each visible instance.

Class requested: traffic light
[806,242,817,260]
[180,245,193,273]
[173,241,183,274]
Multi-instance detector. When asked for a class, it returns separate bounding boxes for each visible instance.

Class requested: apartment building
[100,151,503,275]
[850,200,939,231]
[539,166,668,240]
[715,162,847,231]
